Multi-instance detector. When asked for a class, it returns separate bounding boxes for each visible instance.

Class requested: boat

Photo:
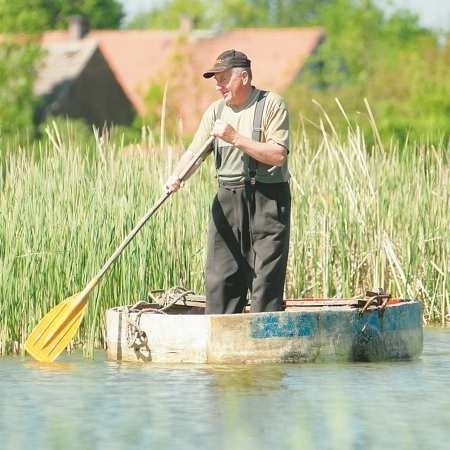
[105,289,423,364]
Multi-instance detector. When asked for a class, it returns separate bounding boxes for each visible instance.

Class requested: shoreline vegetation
[0,106,448,357]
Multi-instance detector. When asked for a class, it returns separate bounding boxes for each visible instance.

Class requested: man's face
[214,68,247,106]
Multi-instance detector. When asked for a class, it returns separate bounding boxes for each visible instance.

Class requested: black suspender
[249,90,268,184]
[214,100,225,170]
[214,90,268,182]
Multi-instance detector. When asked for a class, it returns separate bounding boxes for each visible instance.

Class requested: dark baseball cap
[203,49,251,78]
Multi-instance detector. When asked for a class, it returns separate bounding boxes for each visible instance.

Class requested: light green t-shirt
[187,87,290,183]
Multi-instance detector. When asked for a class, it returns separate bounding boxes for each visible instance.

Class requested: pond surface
[1,328,449,450]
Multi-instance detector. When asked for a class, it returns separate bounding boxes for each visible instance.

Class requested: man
[165,49,291,314]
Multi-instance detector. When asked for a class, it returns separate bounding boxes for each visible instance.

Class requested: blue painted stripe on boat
[381,301,422,330]
[250,302,422,339]
[250,312,318,338]
[352,302,422,335]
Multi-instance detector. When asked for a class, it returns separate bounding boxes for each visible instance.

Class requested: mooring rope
[147,286,195,311]
[122,286,195,349]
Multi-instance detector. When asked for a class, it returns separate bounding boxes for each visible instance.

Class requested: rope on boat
[121,286,195,350]
[359,289,392,315]
[120,306,149,350]
[147,286,195,310]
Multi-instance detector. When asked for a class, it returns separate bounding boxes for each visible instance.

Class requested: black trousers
[205,181,291,314]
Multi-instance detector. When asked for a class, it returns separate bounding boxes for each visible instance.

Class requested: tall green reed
[0,111,448,356]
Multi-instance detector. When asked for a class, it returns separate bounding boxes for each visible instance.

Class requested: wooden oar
[25,136,215,362]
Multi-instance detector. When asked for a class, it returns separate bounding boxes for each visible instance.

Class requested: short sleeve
[262,93,289,151]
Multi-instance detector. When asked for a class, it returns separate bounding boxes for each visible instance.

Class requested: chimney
[68,15,90,40]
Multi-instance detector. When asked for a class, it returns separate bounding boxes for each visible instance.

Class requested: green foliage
[309,0,428,86]
[137,81,179,137]
[285,0,449,142]
[369,37,450,140]
[209,0,271,28]
[0,1,50,32]
[127,0,332,29]
[128,0,208,29]
[213,0,330,28]
[0,40,41,138]
[50,0,125,29]
[0,0,124,32]
[142,83,166,124]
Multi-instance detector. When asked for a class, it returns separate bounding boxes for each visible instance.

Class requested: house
[34,39,135,127]
[38,17,325,132]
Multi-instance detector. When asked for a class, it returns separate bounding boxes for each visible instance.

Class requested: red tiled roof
[41,27,324,132]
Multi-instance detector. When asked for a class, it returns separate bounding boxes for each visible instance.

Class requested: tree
[0,0,124,32]
[127,0,333,29]
[285,0,448,142]
[0,1,50,32]
[0,40,42,136]
[48,0,124,29]
[128,0,208,30]
[213,0,331,28]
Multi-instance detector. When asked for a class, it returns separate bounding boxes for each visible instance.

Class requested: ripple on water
[0,328,449,450]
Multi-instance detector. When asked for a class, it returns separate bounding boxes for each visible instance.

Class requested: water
[1,328,449,450]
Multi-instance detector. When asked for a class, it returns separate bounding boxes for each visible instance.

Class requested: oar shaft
[81,191,170,297]
[80,135,215,298]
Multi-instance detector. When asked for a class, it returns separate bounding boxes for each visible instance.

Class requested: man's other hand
[165,175,183,193]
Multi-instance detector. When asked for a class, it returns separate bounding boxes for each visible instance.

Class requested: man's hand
[212,119,239,145]
[165,175,183,193]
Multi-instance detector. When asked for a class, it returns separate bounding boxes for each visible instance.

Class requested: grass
[0,112,448,356]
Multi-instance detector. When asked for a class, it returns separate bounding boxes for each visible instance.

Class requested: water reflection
[106,360,288,393]
[204,365,288,393]
[24,360,78,374]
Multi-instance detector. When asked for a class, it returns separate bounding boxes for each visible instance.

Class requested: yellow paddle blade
[24,293,88,363]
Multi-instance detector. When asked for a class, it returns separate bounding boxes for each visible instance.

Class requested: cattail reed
[0,115,448,356]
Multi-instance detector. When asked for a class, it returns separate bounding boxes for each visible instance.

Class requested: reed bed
[0,116,448,356]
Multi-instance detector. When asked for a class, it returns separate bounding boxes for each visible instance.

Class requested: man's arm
[164,150,195,192]
[164,102,218,192]
[164,134,215,192]
[212,120,287,167]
